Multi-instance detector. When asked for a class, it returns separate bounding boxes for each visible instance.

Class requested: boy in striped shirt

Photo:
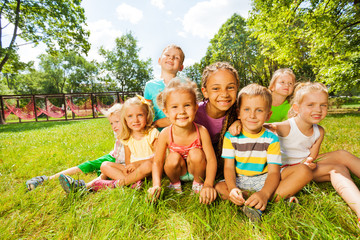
[215,84,310,221]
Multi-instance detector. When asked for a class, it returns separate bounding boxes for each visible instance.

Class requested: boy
[144,44,184,130]
[215,84,311,221]
[26,104,125,191]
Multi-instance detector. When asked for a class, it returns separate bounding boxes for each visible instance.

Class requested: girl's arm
[124,145,131,166]
[303,126,325,168]
[228,120,242,136]
[148,129,168,200]
[198,126,217,204]
[245,164,281,211]
[224,158,245,205]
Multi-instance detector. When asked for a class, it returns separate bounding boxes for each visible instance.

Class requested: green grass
[1,115,360,239]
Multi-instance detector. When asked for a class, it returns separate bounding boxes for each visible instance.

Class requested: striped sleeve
[221,132,235,159]
[266,132,282,165]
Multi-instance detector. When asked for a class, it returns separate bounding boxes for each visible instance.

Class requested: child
[274,82,360,227]
[228,68,296,135]
[26,103,125,191]
[148,78,217,204]
[194,62,240,175]
[215,84,312,221]
[144,44,185,130]
[59,96,159,192]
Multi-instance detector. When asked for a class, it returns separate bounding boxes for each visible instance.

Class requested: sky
[10,0,253,77]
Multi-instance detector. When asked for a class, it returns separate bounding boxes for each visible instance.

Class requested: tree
[248,0,360,93]
[38,51,98,94]
[0,0,90,72]
[99,32,153,92]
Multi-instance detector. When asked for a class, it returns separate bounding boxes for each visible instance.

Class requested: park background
[1,0,360,239]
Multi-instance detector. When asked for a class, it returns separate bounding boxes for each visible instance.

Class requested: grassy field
[1,113,360,239]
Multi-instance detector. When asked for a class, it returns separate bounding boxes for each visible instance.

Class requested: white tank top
[278,118,320,165]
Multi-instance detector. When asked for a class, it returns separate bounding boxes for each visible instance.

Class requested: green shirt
[267,100,291,123]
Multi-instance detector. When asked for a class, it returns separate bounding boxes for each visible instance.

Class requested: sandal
[242,206,262,222]
[131,180,143,190]
[288,196,299,208]
[26,175,48,191]
[59,174,85,193]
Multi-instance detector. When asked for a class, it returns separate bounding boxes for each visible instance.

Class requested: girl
[194,62,240,175]
[148,77,217,204]
[59,96,159,192]
[267,68,296,123]
[275,82,360,227]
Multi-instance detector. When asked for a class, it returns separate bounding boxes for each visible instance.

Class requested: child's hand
[245,191,268,211]
[303,157,317,170]
[126,164,136,173]
[199,186,217,205]
[147,186,161,202]
[263,123,277,133]
[229,188,245,206]
[228,120,242,136]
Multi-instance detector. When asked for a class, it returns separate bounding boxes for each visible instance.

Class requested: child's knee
[100,161,112,172]
[141,161,153,175]
[187,148,205,165]
[298,164,313,181]
[165,152,182,168]
[215,182,229,200]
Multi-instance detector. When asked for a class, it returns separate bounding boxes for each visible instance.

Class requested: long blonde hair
[288,82,328,118]
[103,103,123,118]
[118,96,154,141]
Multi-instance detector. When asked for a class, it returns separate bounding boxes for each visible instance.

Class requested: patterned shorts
[236,173,268,192]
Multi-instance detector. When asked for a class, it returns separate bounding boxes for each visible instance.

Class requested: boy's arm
[224,157,245,205]
[198,126,217,204]
[245,164,280,211]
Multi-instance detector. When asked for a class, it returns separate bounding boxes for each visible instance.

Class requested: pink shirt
[195,101,225,144]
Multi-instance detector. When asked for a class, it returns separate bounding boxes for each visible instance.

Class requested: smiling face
[294,90,328,125]
[158,47,184,74]
[270,74,295,98]
[163,90,198,128]
[124,105,148,133]
[201,69,238,118]
[238,95,272,134]
[109,114,122,136]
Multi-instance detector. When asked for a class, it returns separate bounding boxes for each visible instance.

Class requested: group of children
[26,44,360,226]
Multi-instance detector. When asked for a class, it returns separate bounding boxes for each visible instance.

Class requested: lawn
[1,113,359,239]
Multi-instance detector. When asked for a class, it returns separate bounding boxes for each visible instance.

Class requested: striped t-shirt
[221,128,281,176]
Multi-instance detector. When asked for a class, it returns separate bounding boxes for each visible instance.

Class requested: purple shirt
[195,101,225,144]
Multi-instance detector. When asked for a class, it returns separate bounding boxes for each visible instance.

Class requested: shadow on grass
[0,119,96,133]
[326,112,360,118]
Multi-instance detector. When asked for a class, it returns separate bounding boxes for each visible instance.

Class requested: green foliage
[248,0,360,93]
[0,0,90,72]
[0,115,359,238]
[99,32,153,92]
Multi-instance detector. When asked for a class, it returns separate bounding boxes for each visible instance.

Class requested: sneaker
[59,174,85,193]
[131,180,143,190]
[242,206,262,222]
[168,182,182,193]
[26,175,48,191]
[191,183,203,194]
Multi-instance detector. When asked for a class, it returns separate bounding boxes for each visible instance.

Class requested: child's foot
[26,175,48,191]
[131,180,143,190]
[191,181,203,194]
[242,206,262,222]
[59,174,85,193]
[168,182,182,193]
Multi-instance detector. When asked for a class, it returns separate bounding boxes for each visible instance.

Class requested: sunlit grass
[0,114,359,239]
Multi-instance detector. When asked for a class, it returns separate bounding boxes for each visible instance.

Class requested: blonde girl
[194,62,240,175]
[274,82,360,227]
[59,96,159,192]
[268,68,296,123]
[148,77,217,204]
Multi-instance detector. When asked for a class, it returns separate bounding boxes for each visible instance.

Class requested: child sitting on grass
[59,96,159,192]
[26,103,125,191]
[215,84,312,221]
[148,77,217,204]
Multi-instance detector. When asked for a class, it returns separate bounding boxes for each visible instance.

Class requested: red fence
[0,91,142,124]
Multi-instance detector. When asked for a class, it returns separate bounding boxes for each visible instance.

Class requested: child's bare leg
[319,150,360,178]
[117,160,153,186]
[49,167,82,180]
[164,152,187,183]
[100,162,127,180]
[314,163,360,218]
[273,164,313,201]
[215,181,230,200]
[187,148,206,183]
